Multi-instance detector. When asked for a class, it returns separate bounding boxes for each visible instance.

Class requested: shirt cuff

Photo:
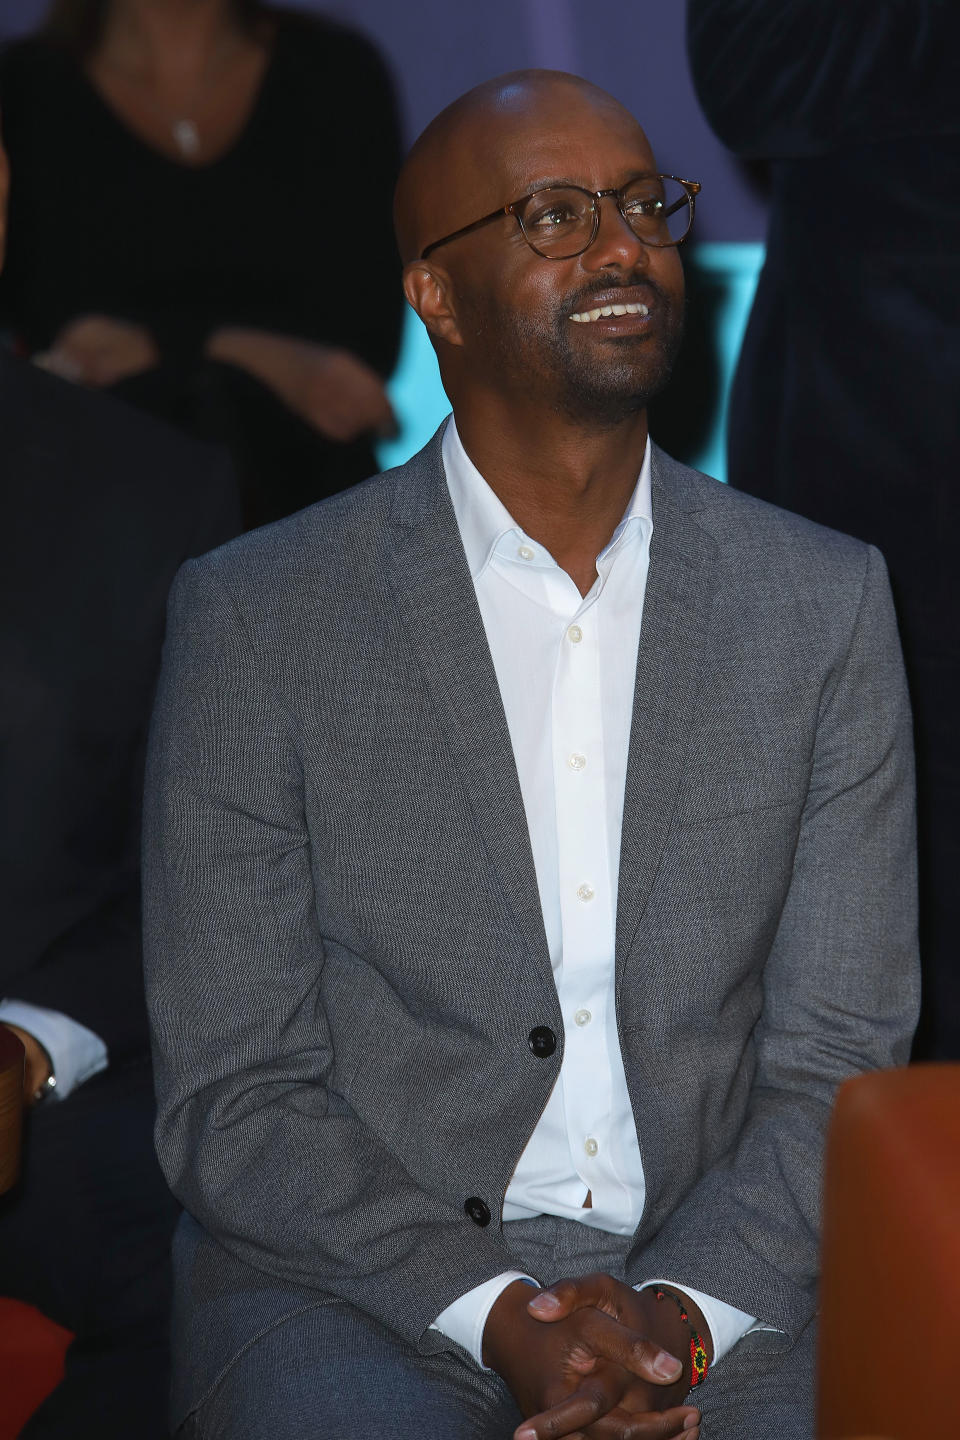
[431,1270,539,1368]
[638,1278,758,1365]
[0,999,109,1100]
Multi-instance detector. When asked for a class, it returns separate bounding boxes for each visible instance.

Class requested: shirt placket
[551,598,619,1207]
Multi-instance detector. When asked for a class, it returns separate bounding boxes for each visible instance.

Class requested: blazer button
[528,1026,557,1058]
[465,1196,491,1227]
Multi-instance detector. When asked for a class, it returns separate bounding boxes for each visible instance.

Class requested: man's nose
[584,196,650,270]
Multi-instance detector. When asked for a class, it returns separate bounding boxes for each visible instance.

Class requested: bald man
[144,72,918,1440]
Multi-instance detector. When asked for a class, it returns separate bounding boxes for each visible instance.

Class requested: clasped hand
[484,1273,702,1440]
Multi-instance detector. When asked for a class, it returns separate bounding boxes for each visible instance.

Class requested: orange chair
[817,1064,960,1440]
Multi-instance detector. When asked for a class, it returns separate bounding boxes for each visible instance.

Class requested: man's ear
[402,262,464,348]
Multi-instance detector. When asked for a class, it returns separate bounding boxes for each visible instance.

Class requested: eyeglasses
[419,174,702,261]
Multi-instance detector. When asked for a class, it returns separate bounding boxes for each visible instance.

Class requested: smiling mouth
[568,302,650,323]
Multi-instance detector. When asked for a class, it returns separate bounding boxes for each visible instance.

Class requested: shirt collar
[442,416,653,583]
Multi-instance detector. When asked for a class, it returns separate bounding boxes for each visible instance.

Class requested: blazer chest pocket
[672,757,810,828]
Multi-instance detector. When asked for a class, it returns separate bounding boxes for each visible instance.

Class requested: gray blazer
[143,432,918,1417]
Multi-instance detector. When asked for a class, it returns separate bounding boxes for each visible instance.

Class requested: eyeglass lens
[517,176,692,256]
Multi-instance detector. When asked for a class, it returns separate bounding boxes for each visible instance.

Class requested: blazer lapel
[383,431,554,988]
[616,447,720,974]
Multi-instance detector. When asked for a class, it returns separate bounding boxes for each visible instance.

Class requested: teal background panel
[376,312,452,471]
[682,242,765,483]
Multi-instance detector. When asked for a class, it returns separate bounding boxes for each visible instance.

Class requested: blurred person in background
[0,121,242,1436]
[688,0,960,1059]
[0,0,405,528]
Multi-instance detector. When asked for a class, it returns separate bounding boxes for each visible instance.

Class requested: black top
[0,11,405,526]
[0,10,404,372]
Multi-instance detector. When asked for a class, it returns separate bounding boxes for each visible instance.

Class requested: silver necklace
[171,118,201,158]
[99,31,245,161]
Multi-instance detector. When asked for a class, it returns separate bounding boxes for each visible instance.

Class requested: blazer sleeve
[142,557,522,1347]
[625,544,919,1341]
[687,0,960,157]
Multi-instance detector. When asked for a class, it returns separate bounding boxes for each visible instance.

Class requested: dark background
[0,0,769,242]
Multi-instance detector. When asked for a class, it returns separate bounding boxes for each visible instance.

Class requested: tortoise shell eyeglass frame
[418,174,702,262]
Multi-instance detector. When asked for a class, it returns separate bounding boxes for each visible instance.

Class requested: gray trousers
[179,1215,814,1439]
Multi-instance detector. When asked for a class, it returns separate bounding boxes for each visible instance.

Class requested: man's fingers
[528,1273,611,1321]
[583,1405,701,1440]
[527,1281,682,1388]
[580,1307,683,1386]
[514,1375,626,1440]
[516,1393,699,1440]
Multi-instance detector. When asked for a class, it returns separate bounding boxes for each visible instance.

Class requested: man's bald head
[396,70,685,432]
[394,71,648,265]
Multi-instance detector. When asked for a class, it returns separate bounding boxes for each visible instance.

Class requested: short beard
[550,278,686,427]
[458,276,685,429]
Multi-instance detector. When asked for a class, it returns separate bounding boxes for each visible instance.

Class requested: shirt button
[574,1008,592,1027]
[517,544,534,561]
[567,752,587,772]
[584,1137,599,1157]
[567,624,583,644]
[576,883,595,903]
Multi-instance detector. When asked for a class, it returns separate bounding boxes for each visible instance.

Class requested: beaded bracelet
[643,1285,709,1390]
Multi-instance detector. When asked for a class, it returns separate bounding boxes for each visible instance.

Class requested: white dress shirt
[432,418,756,1367]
